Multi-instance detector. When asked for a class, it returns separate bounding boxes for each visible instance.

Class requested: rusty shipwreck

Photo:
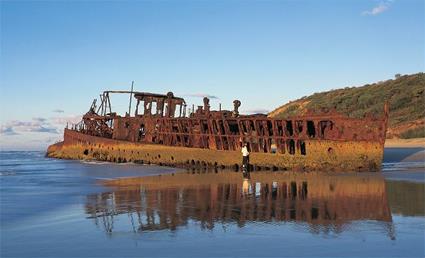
[47,89,389,172]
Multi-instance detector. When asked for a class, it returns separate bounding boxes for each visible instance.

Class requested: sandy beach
[384,138,425,148]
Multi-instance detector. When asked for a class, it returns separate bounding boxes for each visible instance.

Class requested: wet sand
[383,147,425,183]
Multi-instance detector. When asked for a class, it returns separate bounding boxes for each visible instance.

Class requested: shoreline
[384,138,425,148]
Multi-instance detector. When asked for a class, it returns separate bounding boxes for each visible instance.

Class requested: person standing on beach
[241,143,250,172]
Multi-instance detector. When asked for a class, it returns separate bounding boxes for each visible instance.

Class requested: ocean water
[0,149,424,258]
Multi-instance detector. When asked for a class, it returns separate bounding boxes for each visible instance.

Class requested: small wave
[0,171,16,176]
[383,161,425,171]
[0,163,24,167]
[80,160,148,166]
[80,160,111,165]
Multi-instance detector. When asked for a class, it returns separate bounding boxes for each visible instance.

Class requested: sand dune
[385,138,425,148]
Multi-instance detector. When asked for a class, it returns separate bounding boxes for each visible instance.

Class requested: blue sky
[1,0,424,150]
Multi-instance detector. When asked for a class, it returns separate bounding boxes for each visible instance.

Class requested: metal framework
[72,90,388,156]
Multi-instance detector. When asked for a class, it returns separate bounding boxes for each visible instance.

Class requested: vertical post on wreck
[128,81,134,116]
[99,94,104,116]
[107,92,112,114]
[183,104,187,117]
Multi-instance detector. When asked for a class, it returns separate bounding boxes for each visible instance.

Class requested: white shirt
[241,146,249,156]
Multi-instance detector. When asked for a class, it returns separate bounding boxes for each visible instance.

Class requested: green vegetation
[270,73,425,137]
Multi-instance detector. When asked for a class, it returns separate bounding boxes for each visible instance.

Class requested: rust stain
[47,90,389,172]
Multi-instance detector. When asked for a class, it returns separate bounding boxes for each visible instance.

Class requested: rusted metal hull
[47,128,385,172]
[46,90,389,172]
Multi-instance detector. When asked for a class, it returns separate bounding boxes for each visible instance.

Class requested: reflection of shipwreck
[85,172,393,236]
[47,90,388,171]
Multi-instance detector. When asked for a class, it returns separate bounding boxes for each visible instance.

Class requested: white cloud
[50,115,82,126]
[0,115,83,138]
[33,117,47,123]
[1,117,60,136]
[0,126,19,136]
[362,1,392,16]
[29,126,59,134]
